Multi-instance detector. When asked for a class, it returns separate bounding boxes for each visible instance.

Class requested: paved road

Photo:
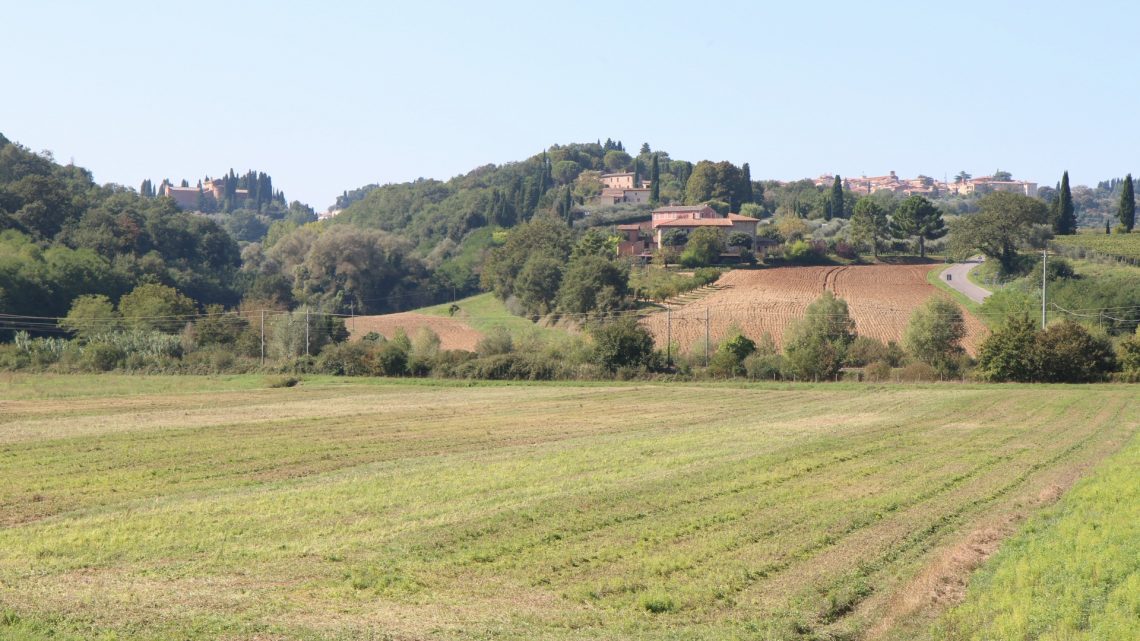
[940,257,992,304]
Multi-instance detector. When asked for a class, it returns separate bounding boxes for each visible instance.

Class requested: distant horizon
[6,2,1140,209]
[4,129,1115,211]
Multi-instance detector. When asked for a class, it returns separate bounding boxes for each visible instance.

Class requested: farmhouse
[599,187,652,205]
[600,172,636,189]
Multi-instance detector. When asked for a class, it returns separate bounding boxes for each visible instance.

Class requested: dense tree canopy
[949,192,1050,273]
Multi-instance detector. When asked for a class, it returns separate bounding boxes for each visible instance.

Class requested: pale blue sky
[3,1,1137,208]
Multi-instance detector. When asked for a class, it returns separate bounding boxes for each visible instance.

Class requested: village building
[615,204,762,258]
[158,178,249,211]
[600,172,636,190]
[599,187,652,205]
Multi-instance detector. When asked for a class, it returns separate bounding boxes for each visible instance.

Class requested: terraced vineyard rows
[640,264,989,355]
[0,376,1135,641]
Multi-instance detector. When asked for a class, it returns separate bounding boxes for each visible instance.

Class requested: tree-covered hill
[0,133,242,318]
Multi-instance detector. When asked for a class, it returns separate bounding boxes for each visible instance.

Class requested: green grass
[931,430,1140,640]
[419,291,577,346]
[0,375,1136,640]
[1052,231,1140,260]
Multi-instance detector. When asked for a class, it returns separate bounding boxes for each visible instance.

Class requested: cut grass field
[932,429,1140,640]
[0,375,1137,640]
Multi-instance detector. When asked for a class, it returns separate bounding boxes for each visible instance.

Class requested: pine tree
[649,154,661,205]
[828,175,843,220]
[1120,173,1135,232]
[1055,171,1076,234]
[640,142,651,155]
[741,163,754,204]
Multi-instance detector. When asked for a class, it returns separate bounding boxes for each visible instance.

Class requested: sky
[3,1,1138,209]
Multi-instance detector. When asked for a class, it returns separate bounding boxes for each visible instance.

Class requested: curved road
[940,257,992,304]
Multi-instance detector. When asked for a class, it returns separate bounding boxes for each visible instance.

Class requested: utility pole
[350,300,355,334]
[305,308,310,356]
[260,309,265,366]
[1042,248,1047,329]
[666,308,672,366]
[704,306,710,367]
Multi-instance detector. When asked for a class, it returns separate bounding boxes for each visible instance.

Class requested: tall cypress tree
[1055,171,1076,234]
[633,158,641,188]
[1120,173,1135,232]
[829,175,844,220]
[741,163,754,205]
[563,186,573,222]
[649,154,661,204]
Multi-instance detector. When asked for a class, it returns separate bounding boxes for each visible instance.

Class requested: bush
[897,362,938,382]
[316,341,375,376]
[375,341,409,376]
[590,317,655,372]
[864,360,892,382]
[475,327,514,357]
[904,297,966,377]
[1034,320,1116,383]
[81,342,125,372]
[744,352,784,380]
[265,375,300,388]
[845,336,891,367]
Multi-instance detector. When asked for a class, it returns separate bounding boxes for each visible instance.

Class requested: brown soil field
[640,264,988,355]
[348,312,484,351]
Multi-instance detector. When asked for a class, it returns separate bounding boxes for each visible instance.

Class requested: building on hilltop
[949,178,1038,198]
[158,178,249,211]
[600,172,636,190]
[599,187,651,205]
[614,204,762,258]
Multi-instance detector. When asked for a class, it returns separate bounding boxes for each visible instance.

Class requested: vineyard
[1051,233,1140,263]
[640,264,989,355]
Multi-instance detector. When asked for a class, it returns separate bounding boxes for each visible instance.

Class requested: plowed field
[641,264,988,355]
[348,312,484,351]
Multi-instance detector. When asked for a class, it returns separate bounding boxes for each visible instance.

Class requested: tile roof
[654,218,735,228]
[727,213,759,221]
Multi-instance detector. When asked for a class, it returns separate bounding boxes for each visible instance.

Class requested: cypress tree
[1120,173,1135,232]
[741,163,754,205]
[649,154,661,204]
[563,186,573,222]
[829,175,843,220]
[633,157,641,188]
[1055,171,1076,234]
[1106,219,1112,234]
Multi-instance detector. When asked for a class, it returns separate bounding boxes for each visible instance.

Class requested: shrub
[1034,320,1116,383]
[265,375,300,388]
[845,336,891,367]
[475,327,514,357]
[904,297,966,376]
[590,317,655,372]
[744,352,784,380]
[864,360,892,382]
[897,362,938,382]
[316,341,375,376]
[374,341,409,376]
[81,342,125,372]
[782,292,856,381]
[976,314,1039,382]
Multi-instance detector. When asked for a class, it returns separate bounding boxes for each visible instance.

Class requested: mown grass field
[0,375,1137,640]
[932,428,1139,641]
